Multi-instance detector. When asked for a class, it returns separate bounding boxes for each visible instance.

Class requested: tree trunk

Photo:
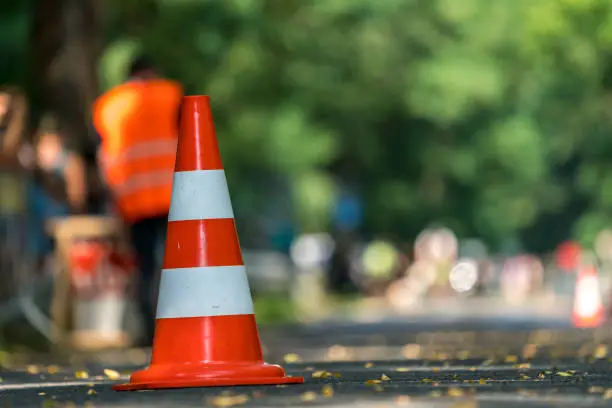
[29,0,104,152]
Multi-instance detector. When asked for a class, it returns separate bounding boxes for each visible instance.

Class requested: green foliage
[8,0,612,252]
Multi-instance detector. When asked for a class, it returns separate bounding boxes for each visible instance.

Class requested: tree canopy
[4,0,612,252]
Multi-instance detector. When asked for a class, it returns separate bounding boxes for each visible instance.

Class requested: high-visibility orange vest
[93,79,183,223]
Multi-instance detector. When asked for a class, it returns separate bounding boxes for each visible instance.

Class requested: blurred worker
[92,56,183,346]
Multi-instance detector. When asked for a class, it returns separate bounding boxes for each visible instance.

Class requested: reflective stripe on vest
[100,139,177,169]
[113,170,175,198]
[101,138,177,199]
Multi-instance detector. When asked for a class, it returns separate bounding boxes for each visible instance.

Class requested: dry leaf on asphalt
[47,365,59,374]
[103,369,121,380]
[594,345,608,359]
[27,365,39,374]
[283,353,301,363]
[300,391,317,401]
[504,355,518,363]
[322,384,334,397]
[448,387,464,397]
[75,371,89,379]
[210,394,249,407]
[311,370,331,379]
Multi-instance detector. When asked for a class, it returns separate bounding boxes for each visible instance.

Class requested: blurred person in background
[92,55,183,346]
[26,114,89,268]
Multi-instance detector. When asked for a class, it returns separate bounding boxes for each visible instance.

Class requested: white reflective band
[168,170,235,221]
[113,170,174,198]
[103,139,177,167]
[156,266,254,319]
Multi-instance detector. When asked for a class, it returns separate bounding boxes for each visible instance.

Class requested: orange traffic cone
[114,96,304,390]
[572,264,605,328]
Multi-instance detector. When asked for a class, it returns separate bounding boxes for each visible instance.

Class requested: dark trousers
[129,214,168,346]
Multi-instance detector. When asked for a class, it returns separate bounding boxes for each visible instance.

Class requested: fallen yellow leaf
[210,394,249,407]
[300,391,317,402]
[104,369,121,380]
[594,345,608,359]
[380,374,390,381]
[75,371,89,379]
[589,386,604,393]
[448,387,464,397]
[556,371,572,377]
[87,389,96,395]
[604,389,612,399]
[395,367,410,372]
[47,365,59,374]
[27,365,39,374]
[504,355,518,363]
[311,370,331,379]
[283,353,301,363]
[322,384,334,397]
[364,362,374,368]
[365,379,382,385]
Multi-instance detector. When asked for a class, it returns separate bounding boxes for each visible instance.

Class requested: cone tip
[182,95,210,108]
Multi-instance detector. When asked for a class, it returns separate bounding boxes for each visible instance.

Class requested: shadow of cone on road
[113,96,304,391]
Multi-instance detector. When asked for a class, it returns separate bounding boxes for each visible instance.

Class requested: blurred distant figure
[27,115,89,263]
[92,56,183,346]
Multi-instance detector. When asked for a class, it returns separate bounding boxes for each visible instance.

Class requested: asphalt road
[3,358,612,407]
[2,317,612,407]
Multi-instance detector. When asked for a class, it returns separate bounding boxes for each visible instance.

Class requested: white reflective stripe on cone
[102,139,177,167]
[168,170,235,222]
[155,265,254,319]
[113,170,174,198]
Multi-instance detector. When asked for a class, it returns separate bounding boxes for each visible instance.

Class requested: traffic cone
[572,264,605,328]
[114,96,304,390]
